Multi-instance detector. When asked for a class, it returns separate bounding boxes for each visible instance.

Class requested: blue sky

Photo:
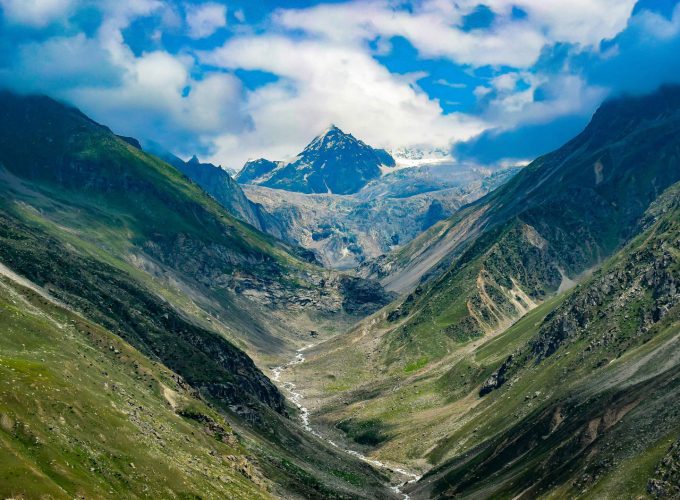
[1,0,679,169]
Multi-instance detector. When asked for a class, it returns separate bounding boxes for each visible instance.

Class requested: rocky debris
[244,170,509,270]
[531,245,679,362]
[479,353,515,396]
[139,231,394,320]
[648,438,680,498]
[339,275,396,315]
[177,408,238,445]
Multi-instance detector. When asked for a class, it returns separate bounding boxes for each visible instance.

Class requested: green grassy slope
[0,273,269,499]
[409,180,680,498]
[288,86,680,483]
[0,91,393,498]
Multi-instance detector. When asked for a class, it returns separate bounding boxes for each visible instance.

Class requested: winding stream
[272,345,421,499]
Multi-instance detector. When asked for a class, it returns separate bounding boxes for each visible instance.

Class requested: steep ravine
[272,346,423,498]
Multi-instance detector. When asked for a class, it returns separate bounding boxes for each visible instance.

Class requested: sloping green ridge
[383,85,680,367]
[408,181,680,499]
[0,274,269,499]
[0,208,284,413]
[0,92,392,498]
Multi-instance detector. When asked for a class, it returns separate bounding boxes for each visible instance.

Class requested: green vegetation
[337,418,392,446]
[0,91,393,498]
[289,87,680,499]
[0,276,268,499]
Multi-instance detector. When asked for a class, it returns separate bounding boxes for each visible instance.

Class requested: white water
[272,345,422,499]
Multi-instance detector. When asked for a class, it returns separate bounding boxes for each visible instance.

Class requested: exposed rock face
[649,438,680,498]
[479,353,515,396]
[243,166,517,269]
[236,158,281,184]
[481,182,680,396]
[339,275,396,315]
[144,146,286,240]
[236,125,395,195]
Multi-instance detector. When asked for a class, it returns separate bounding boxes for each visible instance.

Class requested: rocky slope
[0,91,394,498]
[284,85,680,497]
[144,145,288,242]
[408,179,680,498]
[236,125,396,194]
[245,166,516,269]
[367,85,680,301]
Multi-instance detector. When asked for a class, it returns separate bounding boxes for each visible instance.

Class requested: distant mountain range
[143,138,509,269]
[236,125,396,194]
[220,125,516,268]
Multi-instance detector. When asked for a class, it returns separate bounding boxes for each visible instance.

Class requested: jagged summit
[236,126,395,194]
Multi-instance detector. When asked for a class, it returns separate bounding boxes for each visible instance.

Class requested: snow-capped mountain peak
[236,126,395,194]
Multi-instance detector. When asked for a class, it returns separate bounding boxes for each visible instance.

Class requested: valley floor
[282,206,680,497]
[271,344,422,498]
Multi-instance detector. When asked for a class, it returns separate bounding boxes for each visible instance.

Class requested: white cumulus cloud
[201,35,486,167]
[185,2,227,39]
[0,0,74,27]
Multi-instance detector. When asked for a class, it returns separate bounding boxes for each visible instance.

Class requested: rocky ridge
[236,125,395,195]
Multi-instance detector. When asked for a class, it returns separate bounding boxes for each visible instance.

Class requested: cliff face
[144,146,289,241]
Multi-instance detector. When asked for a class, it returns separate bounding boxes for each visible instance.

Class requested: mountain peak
[304,124,359,155]
[320,124,345,136]
[237,126,395,194]
[188,155,200,165]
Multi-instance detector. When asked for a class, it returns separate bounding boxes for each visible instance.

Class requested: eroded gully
[272,345,422,499]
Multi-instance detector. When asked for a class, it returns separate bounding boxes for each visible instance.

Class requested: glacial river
[272,345,421,499]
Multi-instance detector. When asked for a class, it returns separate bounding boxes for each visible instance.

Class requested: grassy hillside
[0,272,269,498]
[0,91,393,498]
[286,87,680,487]
[409,180,680,498]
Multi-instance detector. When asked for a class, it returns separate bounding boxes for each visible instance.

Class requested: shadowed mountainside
[0,91,394,498]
